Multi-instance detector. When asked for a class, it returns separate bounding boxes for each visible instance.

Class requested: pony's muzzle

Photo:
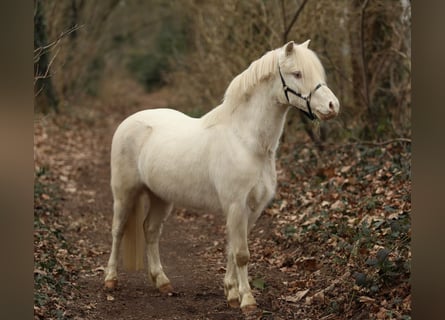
[317,99,340,120]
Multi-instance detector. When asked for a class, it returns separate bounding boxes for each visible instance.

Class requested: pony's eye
[293,71,302,79]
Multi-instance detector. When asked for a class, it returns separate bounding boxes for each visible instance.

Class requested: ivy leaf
[251,278,266,290]
[353,272,368,287]
[365,257,378,266]
[376,248,390,263]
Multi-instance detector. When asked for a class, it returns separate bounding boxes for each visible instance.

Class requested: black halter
[278,66,324,121]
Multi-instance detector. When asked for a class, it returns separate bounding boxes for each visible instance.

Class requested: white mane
[223,49,279,106]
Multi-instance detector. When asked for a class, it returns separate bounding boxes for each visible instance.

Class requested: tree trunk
[348,0,366,112]
[34,0,59,112]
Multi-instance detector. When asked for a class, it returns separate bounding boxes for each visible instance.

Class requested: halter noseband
[278,66,324,121]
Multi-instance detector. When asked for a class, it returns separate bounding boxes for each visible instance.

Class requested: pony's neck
[227,80,289,156]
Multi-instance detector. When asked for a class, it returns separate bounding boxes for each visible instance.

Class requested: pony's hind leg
[104,187,141,289]
[143,193,173,293]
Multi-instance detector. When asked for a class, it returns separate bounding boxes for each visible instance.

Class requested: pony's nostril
[329,101,334,110]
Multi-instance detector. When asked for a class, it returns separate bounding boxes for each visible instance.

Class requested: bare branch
[34,24,83,62]
[353,137,412,146]
[283,0,309,42]
[34,85,44,98]
[34,47,60,85]
[324,137,412,148]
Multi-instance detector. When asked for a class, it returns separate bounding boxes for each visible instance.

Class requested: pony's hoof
[228,298,240,308]
[158,283,174,295]
[241,304,260,318]
[104,279,117,290]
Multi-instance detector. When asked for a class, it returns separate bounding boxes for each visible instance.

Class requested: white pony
[104,40,339,312]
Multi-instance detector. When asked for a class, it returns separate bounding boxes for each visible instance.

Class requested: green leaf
[365,258,378,266]
[353,272,368,287]
[252,278,266,290]
[376,248,390,263]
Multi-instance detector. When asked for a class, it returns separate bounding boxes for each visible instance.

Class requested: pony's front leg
[226,203,257,311]
[224,247,239,307]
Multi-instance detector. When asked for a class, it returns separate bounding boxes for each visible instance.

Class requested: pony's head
[278,40,339,120]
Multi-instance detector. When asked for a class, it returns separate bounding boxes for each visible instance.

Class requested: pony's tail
[121,194,146,271]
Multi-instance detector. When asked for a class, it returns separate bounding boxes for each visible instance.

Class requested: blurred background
[34,0,411,142]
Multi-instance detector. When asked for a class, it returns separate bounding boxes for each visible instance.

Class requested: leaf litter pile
[248,140,411,319]
[34,100,411,320]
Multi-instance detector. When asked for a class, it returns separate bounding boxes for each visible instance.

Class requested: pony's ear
[300,39,311,48]
[284,41,295,56]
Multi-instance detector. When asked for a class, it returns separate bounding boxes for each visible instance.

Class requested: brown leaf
[375,187,385,195]
[295,257,319,272]
[330,200,345,211]
[93,266,105,273]
[359,296,376,303]
[41,193,50,200]
[312,291,325,303]
[341,165,351,173]
[34,268,48,276]
[283,289,309,303]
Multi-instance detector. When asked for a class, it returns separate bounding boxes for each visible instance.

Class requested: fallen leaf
[321,200,330,207]
[330,200,345,211]
[375,187,385,195]
[311,291,325,303]
[279,200,288,211]
[93,266,105,272]
[359,296,376,303]
[295,257,319,271]
[341,165,351,173]
[41,193,50,200]
[283,289,309,303]
[34,268,48,276]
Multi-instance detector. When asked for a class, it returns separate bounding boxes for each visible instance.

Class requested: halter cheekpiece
[278,65,324,121]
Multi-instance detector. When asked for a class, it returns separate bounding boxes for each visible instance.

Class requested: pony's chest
[247,162,277,213]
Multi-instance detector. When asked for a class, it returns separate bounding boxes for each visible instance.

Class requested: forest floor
[34,85,411,320]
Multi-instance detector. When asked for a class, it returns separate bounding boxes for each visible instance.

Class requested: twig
[34,24,83,61]
[34,85,44,97]
[34,47,60,85]
[352,137,411,146]
[320,137,411,149]
[283,0,309,43]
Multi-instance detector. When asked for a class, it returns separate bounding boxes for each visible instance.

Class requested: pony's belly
[153,185,222,213]
[171,192,222,213]
[143,169,222,213]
